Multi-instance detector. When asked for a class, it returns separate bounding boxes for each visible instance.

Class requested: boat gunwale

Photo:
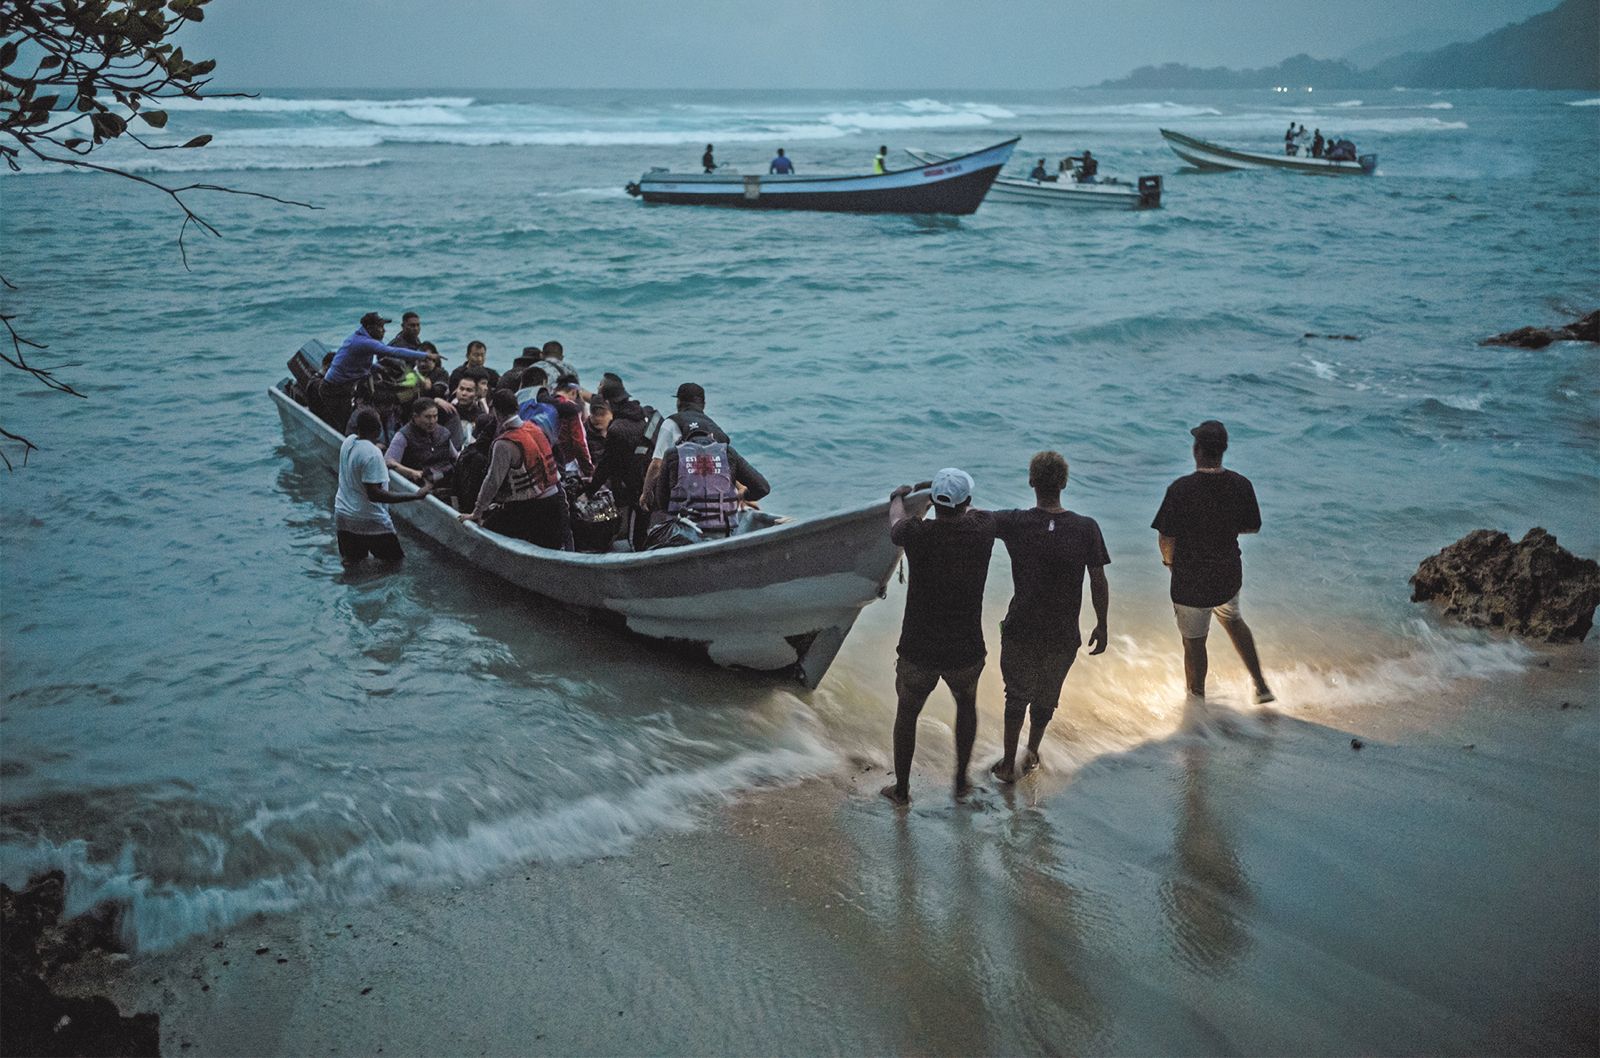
[636,137,1020,188]
[270,382,912,570]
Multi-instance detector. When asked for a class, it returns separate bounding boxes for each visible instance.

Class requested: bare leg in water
[1218,613,1274,702]
[1183,636,1209,698]
[882,661,981,804]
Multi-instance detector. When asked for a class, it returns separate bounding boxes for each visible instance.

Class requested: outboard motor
[1137,175,1162,210]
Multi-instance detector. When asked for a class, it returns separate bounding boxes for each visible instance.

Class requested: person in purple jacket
[318,312,430,430]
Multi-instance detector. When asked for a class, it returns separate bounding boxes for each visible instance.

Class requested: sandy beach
[48,637,1595,1057]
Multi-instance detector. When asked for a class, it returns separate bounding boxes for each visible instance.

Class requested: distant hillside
[1365,0,1598,89]
[1100,0,1599,90]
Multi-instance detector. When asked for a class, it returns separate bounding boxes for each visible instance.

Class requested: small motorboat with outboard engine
[272,343,928,688]
[1160,128,1376,175]
[904,149,1161,210]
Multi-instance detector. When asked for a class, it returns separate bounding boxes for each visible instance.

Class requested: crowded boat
[287,310,772,558]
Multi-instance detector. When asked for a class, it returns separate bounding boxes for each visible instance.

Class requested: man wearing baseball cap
[882,467,997,806]
[1151,420,1275,705]
[318,311,431,430]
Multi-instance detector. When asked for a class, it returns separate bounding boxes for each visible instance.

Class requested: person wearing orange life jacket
[460,389,570,550]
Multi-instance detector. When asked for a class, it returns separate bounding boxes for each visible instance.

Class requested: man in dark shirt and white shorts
[1151,420,1274,704]
[990,451,1110,783]
[883,468,996,806]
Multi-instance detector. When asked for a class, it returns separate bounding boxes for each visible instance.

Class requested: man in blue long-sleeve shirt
[318,312,429,430]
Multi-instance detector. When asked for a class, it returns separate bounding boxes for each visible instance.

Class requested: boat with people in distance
[903,148,1162,210]
[270,352,928,688]
[624,138,1019,214]
[1159,128,1377,176]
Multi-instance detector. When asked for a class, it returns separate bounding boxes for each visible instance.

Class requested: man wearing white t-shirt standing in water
[335,407,432,567]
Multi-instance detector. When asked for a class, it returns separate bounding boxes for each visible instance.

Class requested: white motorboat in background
[905,149,1161,210]
[1160,128,1377,176]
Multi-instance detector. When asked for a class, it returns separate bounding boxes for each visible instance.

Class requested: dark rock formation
[1411,528,1600,642]
[1,872,160,1057]
[1482,310,1600,349]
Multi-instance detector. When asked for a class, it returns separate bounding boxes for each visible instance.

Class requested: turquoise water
[1,88,1595,951]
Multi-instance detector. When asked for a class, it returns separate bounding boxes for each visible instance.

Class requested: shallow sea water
[1,88,1596,951]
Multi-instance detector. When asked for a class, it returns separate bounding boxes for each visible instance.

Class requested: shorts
[999,634,1077,706]
[337,530,404,564]
[1173,593,1243,640]
[894,655,984,705]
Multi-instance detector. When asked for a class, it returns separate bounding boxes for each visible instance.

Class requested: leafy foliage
[0,0,316,468]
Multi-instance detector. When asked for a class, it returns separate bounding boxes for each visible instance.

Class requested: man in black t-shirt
[1151,420,1274,704]
[990,451,1110,783]
[882,467,996,806]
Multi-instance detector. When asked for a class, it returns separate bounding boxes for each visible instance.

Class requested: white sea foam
[1420,101,1455,109]
[1332,100,1364,108]
[343,105,469,126]
[158,94,476,114]
[1434,394,1487,411]
[0,156,386,176]
[1566,97,1600,106]
[1307,359,1338,380]
[0,732,840,954]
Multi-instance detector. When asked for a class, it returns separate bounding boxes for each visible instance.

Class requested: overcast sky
[191,0,1559,90]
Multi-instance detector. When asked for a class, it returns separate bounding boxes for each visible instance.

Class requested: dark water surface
[1,88,1595,951]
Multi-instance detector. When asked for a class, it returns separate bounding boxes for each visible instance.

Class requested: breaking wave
[159,94,476,115]
[0,735,839,954]
[1567,97,1600,107]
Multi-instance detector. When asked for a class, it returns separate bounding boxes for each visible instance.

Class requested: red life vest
[497,420,559,497]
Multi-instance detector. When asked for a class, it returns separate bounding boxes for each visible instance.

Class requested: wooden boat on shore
[1159,128,1376,176]
[904,149,1161,210]
[270,371,925,688]
[624,138,1018,214]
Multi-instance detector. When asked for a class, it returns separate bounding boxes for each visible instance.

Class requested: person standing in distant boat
[335,407,432,567]
[702,144,717,173]
[881,468,996,806]
[989,451,1110,784]
[769,148,794,174]
[1030,157,1050,181]
[873,145,888,174]
[1151,420,1275,706]
[1310,128,1325,158]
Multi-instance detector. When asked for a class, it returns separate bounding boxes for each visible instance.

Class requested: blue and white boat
[625,138,1019,214]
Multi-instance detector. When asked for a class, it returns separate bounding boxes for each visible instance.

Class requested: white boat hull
[272,382,924,686]
[903,149,1160,209]
[1160,128,1376,176]
[988,178,1149,209]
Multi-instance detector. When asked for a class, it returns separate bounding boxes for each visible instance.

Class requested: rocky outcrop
[1411,528,1600,642]
[1482,310,1599,349]
[1,871,160,1057]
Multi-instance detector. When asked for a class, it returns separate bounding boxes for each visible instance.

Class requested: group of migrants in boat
[1284,123,1359,160]
[287,311,771,566]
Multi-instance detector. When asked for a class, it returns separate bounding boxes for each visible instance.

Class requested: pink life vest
[668,440,739,533]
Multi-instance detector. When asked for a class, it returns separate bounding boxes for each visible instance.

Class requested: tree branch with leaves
[0,0,318,467]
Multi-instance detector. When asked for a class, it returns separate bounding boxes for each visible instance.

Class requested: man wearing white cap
[882,467,996,806]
